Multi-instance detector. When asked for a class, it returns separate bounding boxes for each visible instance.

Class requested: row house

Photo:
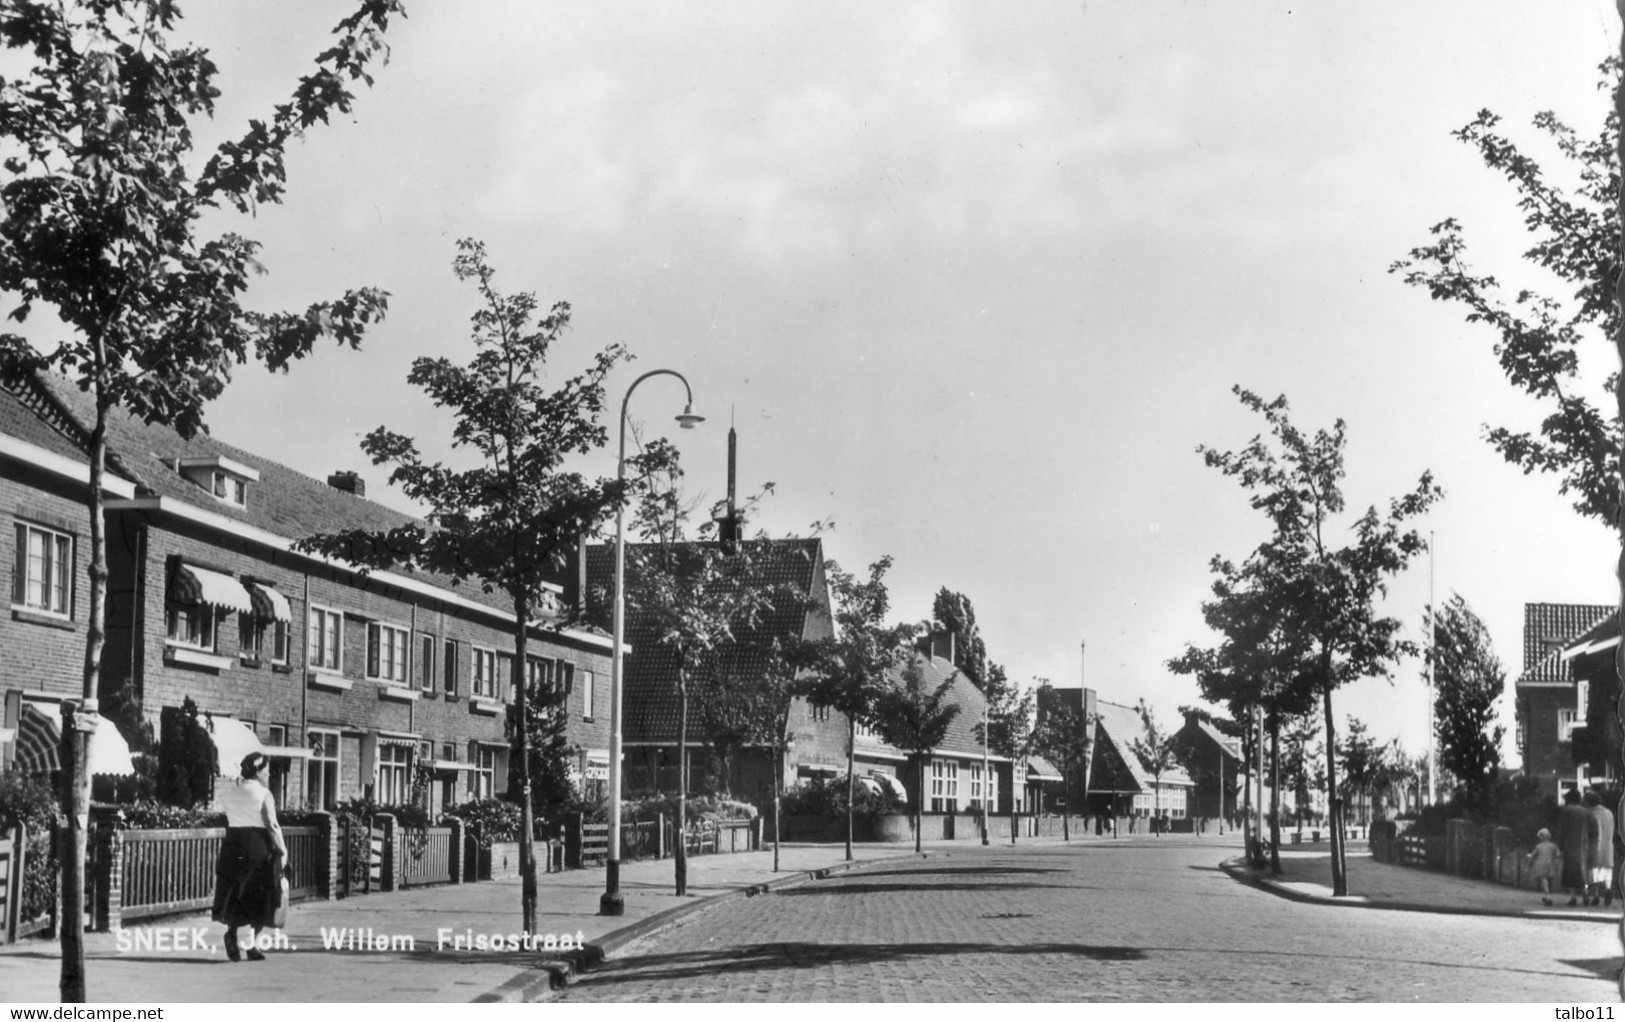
[1035,685,1196,820]
[883,643,1020,816]
[1514,602,1613,801]
[2,371,616,816]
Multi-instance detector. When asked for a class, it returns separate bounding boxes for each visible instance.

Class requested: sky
[42,1,1625,765]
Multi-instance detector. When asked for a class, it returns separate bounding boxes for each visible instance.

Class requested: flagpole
[1426,530,1437,807]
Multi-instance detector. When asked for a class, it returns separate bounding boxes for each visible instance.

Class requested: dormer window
[177,456,260,509]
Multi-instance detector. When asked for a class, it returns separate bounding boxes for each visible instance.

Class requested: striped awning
[244,581,291,622]
[172,564,254,614]
[15,703,136,776]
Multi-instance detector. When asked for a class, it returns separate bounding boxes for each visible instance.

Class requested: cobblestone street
[560,837,1620,1002]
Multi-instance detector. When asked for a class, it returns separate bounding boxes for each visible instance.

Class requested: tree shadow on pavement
[775,881,1067,896]
[849,866,1068,879]
[575,941,1147,989]
[1559,957,1623,980]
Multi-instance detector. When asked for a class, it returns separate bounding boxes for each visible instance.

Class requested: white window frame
[472,646,498,699]
[582,669,595,721]
[13,521,72,618]
[366,621,411,684]
[495,652,515,702]
[1559,708,1581,743]
[376,743,411,805]
[167,603,220,651]
[240,614,289,664]
[471,745,497,800]
[419,634,436,691]
[309,604,344,673]
[308,729,341,810]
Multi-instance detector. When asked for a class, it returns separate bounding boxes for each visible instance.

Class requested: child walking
[1526,828,1562,907]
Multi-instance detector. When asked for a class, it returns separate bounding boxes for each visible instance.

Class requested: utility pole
[1426,530,1437,807]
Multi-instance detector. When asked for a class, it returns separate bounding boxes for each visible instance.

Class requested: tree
[1391,59,1620,530]
[799,557,914,861]
[1279,709,1323,829]
[1428,594,1506,816]
[981,673,1034,845]
[619,448,776,895]
[0,1,401,999]
[1201,387,1440,895]
[1335,716,1392,827]
[931,588,988,688]
[1128,700,1179,836]
[1168,551,1317,870]
[1031,682,1092,842]
[298,239,624,934]
[871,656,960,854]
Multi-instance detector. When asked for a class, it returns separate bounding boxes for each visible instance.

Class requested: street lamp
[601,369,701,917]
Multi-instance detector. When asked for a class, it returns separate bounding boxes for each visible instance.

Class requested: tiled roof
[877,652,999,761]
[1094,698,1193,792]
[0,378,94,465]
[582,538,831,745]
[1517,602,1613,687]
[15,370,516,618]
[1024,753,1061,779]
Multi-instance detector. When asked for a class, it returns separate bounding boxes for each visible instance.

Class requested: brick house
[581,537,854,807]
[1513,602,1612,801]
[0,378,137,776]
[2,372,617,815]
[1174,712,1243,821]
[1556,610,1621,797]
[1091,697,1194,821]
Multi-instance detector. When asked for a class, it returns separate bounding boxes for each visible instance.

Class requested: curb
[475,852,926,1003]
[1219,856,1619,924]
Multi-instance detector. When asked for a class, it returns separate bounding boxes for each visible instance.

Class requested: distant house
[1556,610,1621,798]
[581,537,852,806]
[880,642,1015,816]
[1091,698,1194,822]
[1174,712,1243,821]
[1513,602,1612,801]
[2,371,616,817]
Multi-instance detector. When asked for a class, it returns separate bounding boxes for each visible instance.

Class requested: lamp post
[600,369,702,917]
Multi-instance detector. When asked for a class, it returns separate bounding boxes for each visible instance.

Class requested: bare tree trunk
[1269,712,1282,877]
[676,674,689,897]
[512,591,537,934]
[1612,6,1625,992]
[61,396,113,1002]
[914,756,924,854]
[1322,675,1346,897]
[845,715,855,862]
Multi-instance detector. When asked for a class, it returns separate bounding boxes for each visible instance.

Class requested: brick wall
[1,462,98,703]
[120,513,621,812]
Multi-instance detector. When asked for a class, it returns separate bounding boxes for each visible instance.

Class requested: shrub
[0,769,56,834]
[617,793,758,824]
[779,776,900,822]
[445,797,522,846]
[110,800,224,830]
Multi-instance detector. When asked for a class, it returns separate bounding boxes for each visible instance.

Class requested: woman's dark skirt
[212,827,278,929]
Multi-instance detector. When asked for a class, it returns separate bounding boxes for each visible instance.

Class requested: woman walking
[212,752,286,961]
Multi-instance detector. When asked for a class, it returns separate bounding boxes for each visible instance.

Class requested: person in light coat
[1583,789,1615,908]
[211,752,287,962]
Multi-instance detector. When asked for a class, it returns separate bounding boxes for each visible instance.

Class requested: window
[419,635,436,691]
[308,730,340,809]
[556,660,574,698]
[527,657,553,694]
[471,745,497,800]
[265,725,290,807]
[968,763,984,809]
[930,760,959,813]
[439,743,457,807]
[581,670,595,720]
[240,614,289,664]
[810,704,830,723]
[366,622,410,684]
[443,639,460,696]
[309,606,343,672]
[1559,709,1580,743]
[14,522,72,617]
[167,604,219,651]
[472,647,497,699]
[495,652,514,701]
[854,720,877,740]
[376,743,411,804]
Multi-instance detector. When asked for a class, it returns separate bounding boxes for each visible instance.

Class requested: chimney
[714,423,744,551]
[327,471,365,497]
[918,623,955,664]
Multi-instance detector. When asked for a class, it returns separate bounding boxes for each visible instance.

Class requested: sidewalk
[1223,848,1621,922]
[0,842,932,1004]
